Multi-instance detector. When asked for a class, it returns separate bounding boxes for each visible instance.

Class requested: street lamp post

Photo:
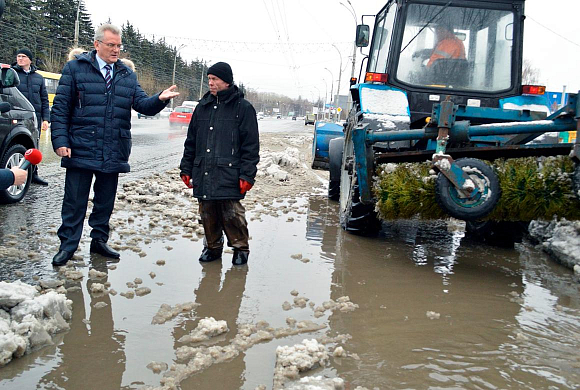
[331,44,343,120]
[322,78,328,120]
[171,44,186,110]
[324,67,334,121]
[340,0,358,110]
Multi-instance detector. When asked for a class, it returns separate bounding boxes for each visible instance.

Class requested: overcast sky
[83,0,580,101]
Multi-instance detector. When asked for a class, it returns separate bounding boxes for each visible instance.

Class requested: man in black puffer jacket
[12,48,50,185]
[50,23,179,266]
[179,62,259,266]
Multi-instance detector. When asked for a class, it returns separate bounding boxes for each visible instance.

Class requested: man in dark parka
[179,62,259,266]
[50,23,179,266]
[12,48,50,185]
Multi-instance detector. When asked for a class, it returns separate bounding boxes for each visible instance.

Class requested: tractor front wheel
[435,158,500,221]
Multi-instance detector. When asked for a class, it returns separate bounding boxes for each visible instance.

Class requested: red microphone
[18,149,43,170]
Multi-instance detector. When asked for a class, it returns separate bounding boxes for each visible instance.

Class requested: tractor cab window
[396,4,514,92]
[368,4,397,74]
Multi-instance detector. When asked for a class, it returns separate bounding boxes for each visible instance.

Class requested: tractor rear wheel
[435,158,500,221]
[328,137,343,201]
[338,129,381,235]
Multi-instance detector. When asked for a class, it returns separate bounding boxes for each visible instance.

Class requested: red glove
[239,179,253,194]
[181,174,193,189]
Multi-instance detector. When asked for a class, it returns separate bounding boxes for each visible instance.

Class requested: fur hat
[207,62,233,85]
[17,48,33,61]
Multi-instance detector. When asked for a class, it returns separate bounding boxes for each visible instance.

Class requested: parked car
[160,107,172,119]
[137,112,160,119]
[0,66,39,204]
[169,106,194,127]
[182,100,198,109]
[276,114,281,119]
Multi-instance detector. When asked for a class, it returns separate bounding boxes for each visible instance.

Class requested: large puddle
[1,193,579,389]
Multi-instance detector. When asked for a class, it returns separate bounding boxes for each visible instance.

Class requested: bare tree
[522,59,540,85]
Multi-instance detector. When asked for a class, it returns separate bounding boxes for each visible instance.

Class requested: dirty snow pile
[273,339,329,388]
[0,281,72,366]
[528,218,580,270]
[257,147,301,182]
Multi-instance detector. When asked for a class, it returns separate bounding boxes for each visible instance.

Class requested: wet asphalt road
[0,117,579,389]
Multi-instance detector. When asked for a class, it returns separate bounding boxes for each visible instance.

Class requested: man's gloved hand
[239,179,253,194]
[181,174,193,189]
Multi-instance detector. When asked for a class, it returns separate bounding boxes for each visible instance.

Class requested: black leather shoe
[232,250,249,266]
[32,174,48,186]
[90,239,120,259]
[52,250,73,266]
[199,247,222,262]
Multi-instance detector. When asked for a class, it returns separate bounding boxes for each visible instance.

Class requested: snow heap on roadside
[257,147,301,182]
[273,339,329,388]
[0,281,72,366]
[528,218,580,270]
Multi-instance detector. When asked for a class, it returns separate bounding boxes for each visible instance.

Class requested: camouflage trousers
[198,200,249,252]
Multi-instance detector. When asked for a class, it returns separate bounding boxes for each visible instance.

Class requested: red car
[169,106,193,127]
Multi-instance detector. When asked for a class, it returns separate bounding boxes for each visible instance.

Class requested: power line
[526,16,580,48]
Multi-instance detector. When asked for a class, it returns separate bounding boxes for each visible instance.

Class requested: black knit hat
[17,48,33,61]
[207,62,233,85]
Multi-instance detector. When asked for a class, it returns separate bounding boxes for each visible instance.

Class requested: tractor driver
[413,24,466,67]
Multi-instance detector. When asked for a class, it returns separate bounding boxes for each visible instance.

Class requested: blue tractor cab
[321,0,580,234]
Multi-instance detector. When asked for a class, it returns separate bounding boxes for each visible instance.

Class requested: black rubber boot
[32,171,48,186]
[232,250,249,266]
[199,247,222,262]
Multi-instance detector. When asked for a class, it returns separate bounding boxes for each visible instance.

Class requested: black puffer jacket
[51,50,167,173]
[179,85,260,200]
[11,63,50,123]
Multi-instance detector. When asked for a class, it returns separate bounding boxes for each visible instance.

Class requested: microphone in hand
[19,148,43,170]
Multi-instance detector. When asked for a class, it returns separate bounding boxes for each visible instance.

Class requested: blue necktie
[104,64,112,91]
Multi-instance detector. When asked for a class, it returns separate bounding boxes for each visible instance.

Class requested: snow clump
[178,317,228,343]
[0,281,72,366]
[273,339,329,388]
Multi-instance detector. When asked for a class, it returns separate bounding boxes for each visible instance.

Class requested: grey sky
[83,0,580,100]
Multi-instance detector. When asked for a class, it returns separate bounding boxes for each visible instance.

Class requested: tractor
[315,0,580,235]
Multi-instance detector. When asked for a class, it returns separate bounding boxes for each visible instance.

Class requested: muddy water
[1,119,579,389]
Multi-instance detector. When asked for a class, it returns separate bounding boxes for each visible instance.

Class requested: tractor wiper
[400,0,453,54]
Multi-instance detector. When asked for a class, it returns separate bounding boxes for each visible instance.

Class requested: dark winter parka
[51,50,167,173]
[0,169,14,190]
[179,85,260,200]
[11,64,50,124]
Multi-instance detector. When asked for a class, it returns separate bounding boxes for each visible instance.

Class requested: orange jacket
[427,36,466,67]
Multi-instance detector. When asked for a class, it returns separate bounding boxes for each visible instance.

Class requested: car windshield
[370,2,515,92]
[174,107,193,113]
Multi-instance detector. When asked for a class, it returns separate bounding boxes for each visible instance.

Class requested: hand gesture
[160,85,179,101]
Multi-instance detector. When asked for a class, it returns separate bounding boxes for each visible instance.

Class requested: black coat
[180,85,260,200]
[51,50,167,173]
[11,64,50,124]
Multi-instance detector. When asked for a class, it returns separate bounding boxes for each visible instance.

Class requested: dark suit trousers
[57,168,119,252]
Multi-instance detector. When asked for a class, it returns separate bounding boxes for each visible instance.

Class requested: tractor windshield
[388,3,515,92]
